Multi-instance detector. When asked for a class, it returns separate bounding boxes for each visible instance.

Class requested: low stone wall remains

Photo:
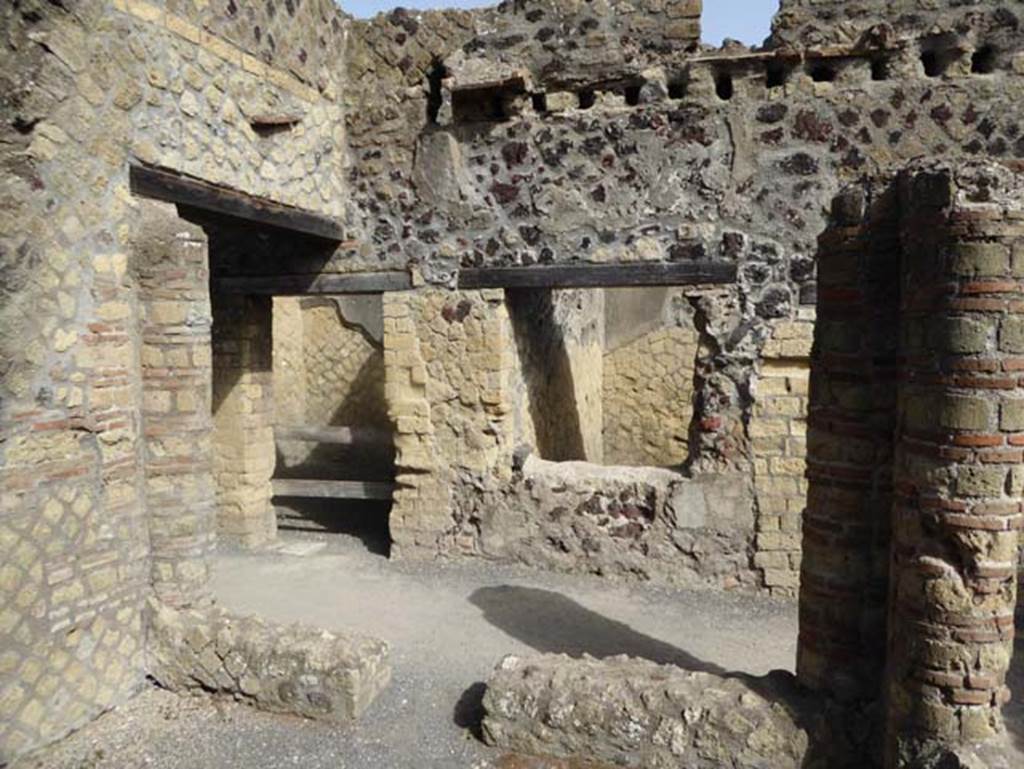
[482,654,812,769]
[147,601,391,722]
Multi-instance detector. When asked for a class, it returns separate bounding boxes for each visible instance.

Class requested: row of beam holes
[453,41,1002,120]
[544,84,644,112]
[923,44,997,76]
[711,44,999,101]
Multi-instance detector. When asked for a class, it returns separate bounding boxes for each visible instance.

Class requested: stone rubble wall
[342,0,1024,604]
[3,0,1024,764]
[345,1,702,273]
[481,653,812,769]
[341,4,1024,552]
[771,0,1024,50]
[466,458,758,589]
[147,600,391,722]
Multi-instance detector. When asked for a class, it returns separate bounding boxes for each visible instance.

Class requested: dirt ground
[11,528,1024,769]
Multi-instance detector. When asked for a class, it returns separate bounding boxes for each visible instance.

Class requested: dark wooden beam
[214,262,735,295]
[272,479,395,501]
[213,271,412,295]
[457,261,736,290]
[129,164,346,241]
[275,425,391,446]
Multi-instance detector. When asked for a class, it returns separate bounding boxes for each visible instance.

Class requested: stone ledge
[147,600,390,721]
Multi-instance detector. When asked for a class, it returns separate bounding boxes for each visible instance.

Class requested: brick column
[137,202,215,608]
[212,294,276,548]
[750,318,813,596]
[798,186,901,705]
[885,168,1022,765]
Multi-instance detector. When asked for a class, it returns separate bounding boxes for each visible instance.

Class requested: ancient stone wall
[5,0,1024,763]
[137,202,216,609]
[273,298,392,481]
[467,458,758,589]
[383,288,517,556]
[342,0,1024,599]
[271,296,308,429]
[772,0,1024,50]
[382,287,756,588]
[797,181,902,713]
[0,0,349,758]
[301,301,386,428]
[482,653,813,769]
[602,287,698,467]
[148,600,391,723]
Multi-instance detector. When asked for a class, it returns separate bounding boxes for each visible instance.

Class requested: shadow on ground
[457,585,733,751]
[467,585,727,672]
[461,585,1024,767]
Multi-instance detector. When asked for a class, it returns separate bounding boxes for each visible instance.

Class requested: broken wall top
[771,0,1024,49]
[349,0,701,100]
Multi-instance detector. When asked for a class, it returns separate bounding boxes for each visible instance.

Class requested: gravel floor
[11,529,1024,768]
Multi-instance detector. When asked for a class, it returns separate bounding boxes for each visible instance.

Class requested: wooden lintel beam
[275,425,391,446]
[272,479,395,501]
[129,164,346,241]
[457,261,736,290]
[213,271,413,295]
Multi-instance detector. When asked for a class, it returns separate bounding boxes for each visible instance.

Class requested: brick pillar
[798,185,901,705]
[136,202,215,607]
[885,168,1022,765]
[384,288,515,558]
[751,318,813,597]
[212,293,276,548]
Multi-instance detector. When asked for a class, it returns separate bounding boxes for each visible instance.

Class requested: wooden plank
[457,261,736,290]
[276,425,391,446]
[129,164,346,241]
[272,479,395,501]
[213,271,412,295]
